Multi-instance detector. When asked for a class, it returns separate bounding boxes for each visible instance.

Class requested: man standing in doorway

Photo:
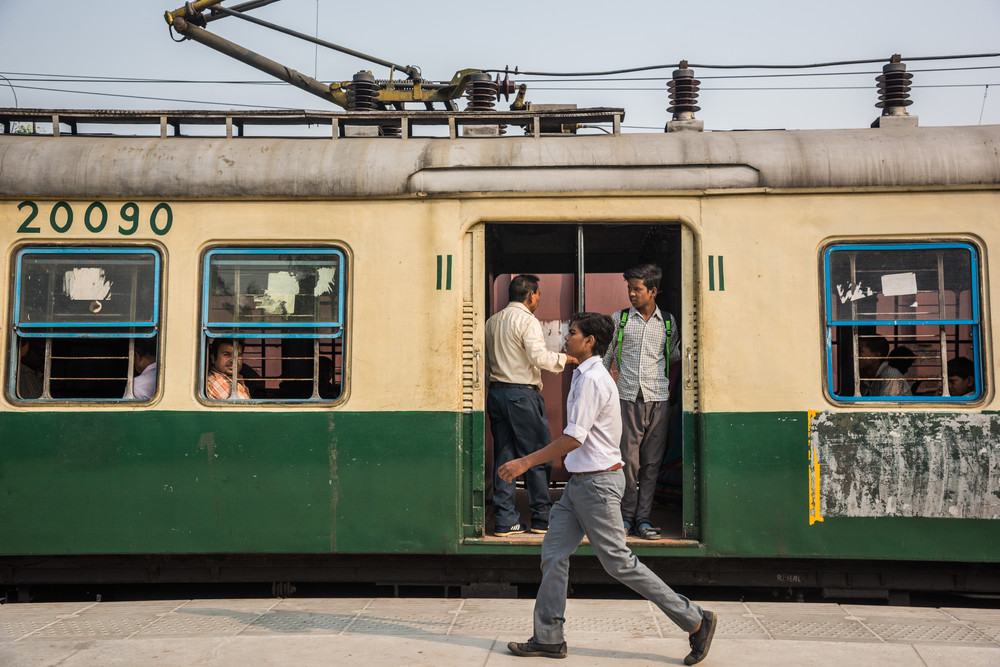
[604,264,679,540]
[499,312,715,664]
[485,274,576,537]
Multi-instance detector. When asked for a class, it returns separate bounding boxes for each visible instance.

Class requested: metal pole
[211,5,421,80]
[171,17,343,106]
[576,225,585,312]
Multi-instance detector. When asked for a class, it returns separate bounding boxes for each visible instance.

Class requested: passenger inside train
[206,338,251,400]
[126,337,158,401]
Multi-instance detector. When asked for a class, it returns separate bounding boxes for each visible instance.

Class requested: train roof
[2,109,999,198]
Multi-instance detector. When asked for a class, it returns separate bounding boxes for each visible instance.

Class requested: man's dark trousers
[488,384,552,529]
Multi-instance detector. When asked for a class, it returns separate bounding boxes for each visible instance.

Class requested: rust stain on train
[328,414,338,552]
[812,412,1000,519]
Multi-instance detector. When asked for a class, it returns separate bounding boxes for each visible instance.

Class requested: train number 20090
[16,201,173,236]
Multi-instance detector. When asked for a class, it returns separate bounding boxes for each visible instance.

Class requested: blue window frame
[824,242,982,402]
[10,247,162,401]
[201,248,346,402]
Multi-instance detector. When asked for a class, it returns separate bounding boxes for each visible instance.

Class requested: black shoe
[529,520,548,534]
[684,610,717,665]
[507,639,567,659]
[494,523,526,537]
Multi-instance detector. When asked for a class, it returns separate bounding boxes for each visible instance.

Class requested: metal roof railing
[0,107,625,139]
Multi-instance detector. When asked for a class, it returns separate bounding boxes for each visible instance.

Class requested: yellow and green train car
[1,110,998,596]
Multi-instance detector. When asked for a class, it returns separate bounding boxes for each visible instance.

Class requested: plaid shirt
[206,369,251,400]
[603,307,679,402]
[860,361,912,397]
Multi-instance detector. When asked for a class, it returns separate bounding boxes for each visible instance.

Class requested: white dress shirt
[485,302,567,390]
[563,355,624,473]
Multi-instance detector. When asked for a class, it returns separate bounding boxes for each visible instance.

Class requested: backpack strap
[617,310,628,368]
[617,308,673,368]
[664,314,672,358]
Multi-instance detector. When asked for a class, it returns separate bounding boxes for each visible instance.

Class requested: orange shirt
[206,369,251,399]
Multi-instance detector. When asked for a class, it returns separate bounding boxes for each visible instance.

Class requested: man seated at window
[126,337,158,400]
[206,338,251,400]
[947,356,976,397]
[17,338,44,399]
[859,335,911,397]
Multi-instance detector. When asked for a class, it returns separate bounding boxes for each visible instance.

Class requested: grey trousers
[619,398,670,523]
[532,469,703,644]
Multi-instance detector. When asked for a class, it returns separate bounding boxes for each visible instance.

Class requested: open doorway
[483,222,685,541]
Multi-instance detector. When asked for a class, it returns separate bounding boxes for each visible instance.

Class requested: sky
[1,0,998,134]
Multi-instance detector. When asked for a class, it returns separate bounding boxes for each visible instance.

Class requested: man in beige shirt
[485,274,576,536]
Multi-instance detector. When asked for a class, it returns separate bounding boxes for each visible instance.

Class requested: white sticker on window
[314,267,337,296]
[881,272,918,297]
[63,267,113,301]
[255,271,300,315]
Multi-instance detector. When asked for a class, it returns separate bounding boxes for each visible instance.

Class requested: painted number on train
[16,201,173,236]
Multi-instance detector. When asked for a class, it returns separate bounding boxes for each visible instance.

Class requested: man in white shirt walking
[499,312,716,665]
[485,275,576,536]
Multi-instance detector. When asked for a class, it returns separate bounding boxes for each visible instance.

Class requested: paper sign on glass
[881,272,918,296]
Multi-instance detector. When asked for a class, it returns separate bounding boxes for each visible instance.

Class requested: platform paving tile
[744,601,850,616]
[132,601,281,637]
[0,615,72,642]
[338,598,462,636]
[441,598,535,638]
[941,606,1000,622]
[914,643,1000,667]
[868,620,996,645]
[841,604,957,620]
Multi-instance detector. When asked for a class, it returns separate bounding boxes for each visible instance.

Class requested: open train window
[9,247,161,402]
[824,242,983,402]
[200,248,345,402]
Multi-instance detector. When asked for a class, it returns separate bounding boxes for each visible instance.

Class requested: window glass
[16,249,158,328]
[202,248,345,402]
[11,247,161,401]
[824,243,982,402]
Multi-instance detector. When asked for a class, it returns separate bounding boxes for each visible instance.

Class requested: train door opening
[483,222,687,540]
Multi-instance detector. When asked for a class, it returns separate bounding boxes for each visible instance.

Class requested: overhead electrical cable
[3,63,999,87]
[486,52,1000,77]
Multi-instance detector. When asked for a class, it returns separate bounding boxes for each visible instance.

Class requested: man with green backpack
[603,264,679,540]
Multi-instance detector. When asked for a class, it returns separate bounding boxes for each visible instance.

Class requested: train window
[824,242,983,402]
[201,248,345,402]
[10,247,162,402]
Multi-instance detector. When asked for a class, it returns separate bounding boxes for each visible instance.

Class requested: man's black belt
[489,382,539,391]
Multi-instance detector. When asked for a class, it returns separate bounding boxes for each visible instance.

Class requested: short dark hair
[948,356,974,380]
[860,335,889,359]
[509,274,540,303]
[623,263,661,292]
[570,312,615,357]
[134,337,157,359]
[887,346,914,374]
[209,338,243,359]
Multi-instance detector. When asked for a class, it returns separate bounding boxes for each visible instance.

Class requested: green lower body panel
[698,411,1000,562]
[0,411,464,555]
[3,409,998,564]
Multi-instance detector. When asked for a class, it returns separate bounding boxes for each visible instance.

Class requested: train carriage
[1,108,999,597]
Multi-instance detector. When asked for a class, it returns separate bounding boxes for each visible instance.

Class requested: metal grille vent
[462,302,477,412]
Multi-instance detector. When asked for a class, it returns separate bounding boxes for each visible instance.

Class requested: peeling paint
[811,412,1000,519]
[63,267,112,301]
[540,320,570,355]
[835,282,875,304]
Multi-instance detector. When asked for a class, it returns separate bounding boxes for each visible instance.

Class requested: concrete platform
[2,597,999,666]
